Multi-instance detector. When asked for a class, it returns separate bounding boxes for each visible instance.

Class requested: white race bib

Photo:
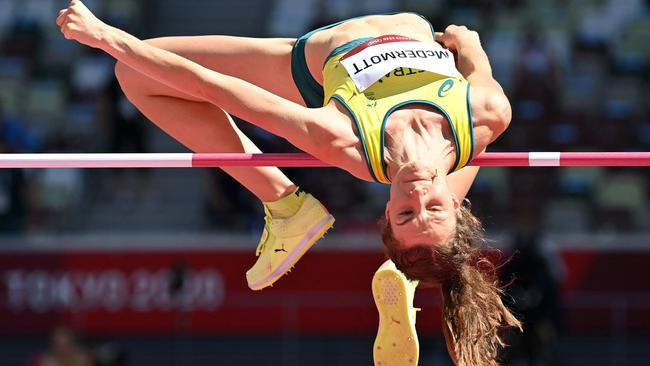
[339,35,458,92]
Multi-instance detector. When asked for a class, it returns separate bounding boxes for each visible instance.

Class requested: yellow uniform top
[322,40,475,184]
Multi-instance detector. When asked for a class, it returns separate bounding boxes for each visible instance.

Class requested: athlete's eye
[397,210,413,225]
[427,206,446,220]
[399,210,413,218]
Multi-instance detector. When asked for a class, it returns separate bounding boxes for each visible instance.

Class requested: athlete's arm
[436,26,512,142]
[435,26,500,89]
[57,1,341,159]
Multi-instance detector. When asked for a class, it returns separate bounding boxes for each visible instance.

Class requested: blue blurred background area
[0,0,649,365]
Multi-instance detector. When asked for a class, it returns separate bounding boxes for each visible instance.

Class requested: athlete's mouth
[404,178,431,184]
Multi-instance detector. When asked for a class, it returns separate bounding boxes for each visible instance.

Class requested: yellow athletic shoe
[246,194,334,291]
[372,260,420,366]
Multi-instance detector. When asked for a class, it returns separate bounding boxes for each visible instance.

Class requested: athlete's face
[385,162,460,248]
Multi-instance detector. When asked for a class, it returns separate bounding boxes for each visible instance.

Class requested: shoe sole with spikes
[372,261,419,366]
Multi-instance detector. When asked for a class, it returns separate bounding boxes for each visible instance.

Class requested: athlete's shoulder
[469,84,512,142]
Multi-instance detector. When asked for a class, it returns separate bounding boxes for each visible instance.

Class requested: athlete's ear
[451,193,461,212]
[384,204,390,218]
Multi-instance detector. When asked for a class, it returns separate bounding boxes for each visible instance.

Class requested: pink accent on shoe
[248,214,334,290]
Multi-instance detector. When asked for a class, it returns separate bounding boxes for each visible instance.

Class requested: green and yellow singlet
[322,35,475,184]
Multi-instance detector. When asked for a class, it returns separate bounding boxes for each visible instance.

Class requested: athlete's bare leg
[114,36,303,201]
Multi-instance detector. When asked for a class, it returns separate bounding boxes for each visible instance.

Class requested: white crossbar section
[0,153,193,168]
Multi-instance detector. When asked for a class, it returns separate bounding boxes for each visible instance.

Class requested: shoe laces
[255,208,272,256]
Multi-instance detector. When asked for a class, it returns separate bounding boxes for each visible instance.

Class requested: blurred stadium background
[0,0,650,365]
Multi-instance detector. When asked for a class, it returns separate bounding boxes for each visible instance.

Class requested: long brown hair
[380,201,521,365]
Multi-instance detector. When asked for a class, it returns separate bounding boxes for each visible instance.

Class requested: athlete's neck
[383,109,456,181]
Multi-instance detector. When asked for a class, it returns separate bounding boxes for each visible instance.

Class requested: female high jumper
[57,1,521,364]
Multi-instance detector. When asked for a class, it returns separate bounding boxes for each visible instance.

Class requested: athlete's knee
[114,61,147,97]
[114,61,132,87]
[142,37,169,49]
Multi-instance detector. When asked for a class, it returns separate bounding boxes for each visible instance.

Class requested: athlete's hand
[435,25,481,52]
[57,0,110,49]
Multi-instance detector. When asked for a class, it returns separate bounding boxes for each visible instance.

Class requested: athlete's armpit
[469,85,512,143]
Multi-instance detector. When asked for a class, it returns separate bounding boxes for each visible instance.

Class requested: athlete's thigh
[146,36,305,105]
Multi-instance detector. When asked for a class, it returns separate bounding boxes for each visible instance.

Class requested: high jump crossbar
[0,152,648,169]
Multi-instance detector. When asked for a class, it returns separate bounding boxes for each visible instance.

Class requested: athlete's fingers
[56,9,68,27]
[434,32,444,43]
[60,16,68,33]
[60,14,75,37]
[60,21,69,39]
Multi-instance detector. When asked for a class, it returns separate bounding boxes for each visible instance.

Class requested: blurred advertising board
[0,248,389,335]
[0,241,649,335]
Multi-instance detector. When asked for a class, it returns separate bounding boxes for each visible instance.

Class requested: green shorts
[290,13,435,109]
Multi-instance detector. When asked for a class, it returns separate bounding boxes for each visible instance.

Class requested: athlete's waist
[324,37,374,66]
[324,34,442,67]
